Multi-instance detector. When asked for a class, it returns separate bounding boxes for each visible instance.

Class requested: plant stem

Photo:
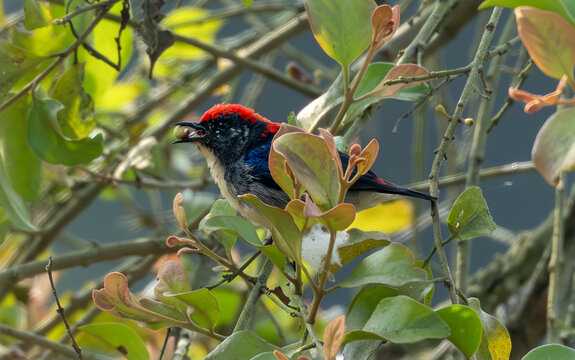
[428,6,503,304]
[459,11,516,293]
[291,293,324,354]
[547,171,566,343]
[233,259,274,332]
[329,65,352,135]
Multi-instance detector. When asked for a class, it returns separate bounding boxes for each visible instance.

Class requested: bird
[173,103,434,225]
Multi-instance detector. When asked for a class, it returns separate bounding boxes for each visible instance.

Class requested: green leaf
[522,344,575,360]
[354,62,430,101]
[468,298,511,360]
[273,132,340,210]
[79,322,149,360]
[339,243,427,288]
[139,298,186,322]
[515,7,575,84]
[342,62,430,130]
[447,186,496,241]
[0,42,45,101]
[27,87,103,165]
[210,288,243,329]
[204,330,278,360]
[532,107,575,186]
[330,228,390,274]
[170,288,220,330]
[50,63,95,139]
[346,286,398,331]
[239,194,302,263]
[0,155,38,232]
[344,295,450,344]
[24,0,50,30]
[479,0,575,26]
[0,95,42,201]
[201,215,260,251]
[304,0,376,66]
[436,305,483,358]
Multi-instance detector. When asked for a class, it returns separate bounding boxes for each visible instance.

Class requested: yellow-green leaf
[24,0,50,30]
[304,0,376,66]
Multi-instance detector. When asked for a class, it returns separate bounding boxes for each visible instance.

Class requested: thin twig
[0,238,170,286]
[487,59,533,133]
[233,259,274,332]
[459,10,517,293]
[427,6,503,304]
[53,0,119,24]
[158,327,173,360]
[46,256,83,359]
[0,324,79,359]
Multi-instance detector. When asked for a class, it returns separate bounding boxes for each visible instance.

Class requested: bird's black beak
[172,122,206,143]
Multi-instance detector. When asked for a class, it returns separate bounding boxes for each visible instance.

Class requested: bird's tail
[375,179,436,202]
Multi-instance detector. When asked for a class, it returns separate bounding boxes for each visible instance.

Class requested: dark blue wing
[244,142,283,191]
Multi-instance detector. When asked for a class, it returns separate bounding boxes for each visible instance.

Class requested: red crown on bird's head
[201,103,280,137]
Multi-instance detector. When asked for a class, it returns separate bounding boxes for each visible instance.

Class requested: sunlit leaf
[344,296,450,344]
[304,0,376,66]
[447,186,496,241]
[339,243,427,288]
[522,344,575,360]
[81,4,134,103]
[515,6,575,84]
[97,82,146,111]
[24,0,50,30]
[27,88,103,165]
[0,95,42,201]
[479,0,575,26]
[0,42,45,101]
[531,107,575,186]
[79,322,150,360]
[468,298,511,360]
[0,155,38,232]
[273,132,340,210]
[436,305,483,358]
[154,7,222,77]
[349,200,414,233]
[204,330,278,360]
[50,63,95,139]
